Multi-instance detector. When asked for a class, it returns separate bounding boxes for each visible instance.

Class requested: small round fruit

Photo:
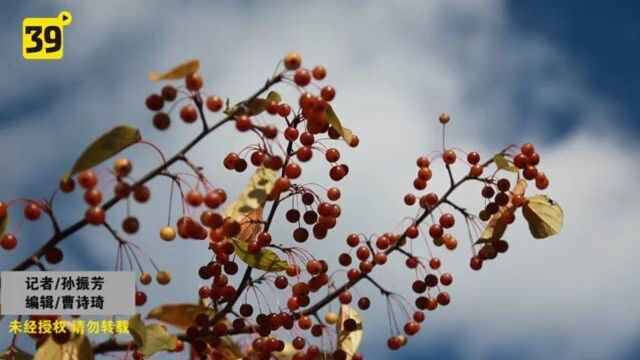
[206,95,223,112]
[443,149,457,164]
[284,52,302,70]
[45,247,64,264]
[438,113,450,124]
[161,86,177,101]
[153,112,171,130]
[156,271,171,285]
[139,273,152,285]
[85,207,105,225]
[113,158,132,177]
[1,234,17,250]
[185,73,203,91]
[135,291,147,306]
[122,217,140,234]
[324,312,338,324]
[24,203,42,221]
[180,105,198,123]
[160,226,176,241]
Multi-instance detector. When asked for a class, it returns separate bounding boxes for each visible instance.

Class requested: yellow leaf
[326,105,354,145]
[336,305,363,359]
[33,334,93,360]
[232,238,288,272]
[493,154,518,173]
[147,303,214,330]
[478,180,527,243]
[148,59,200,81]
[236,207,264,243]
[522,195,564,239]
[66,126,140,179]
[223,167,277,221]
[128,314,178,357]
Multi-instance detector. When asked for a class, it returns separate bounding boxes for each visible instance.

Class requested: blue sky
[1,1,639,359]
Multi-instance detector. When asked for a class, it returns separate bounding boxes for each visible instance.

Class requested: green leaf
[247,98,267,115]
[147,303,214,330]
[522,195,564,239]
[0,215,8,239]
[66,126,141,179]
[0,348,32,360]
[232,238,288,272]
[223,167,277,221]
[326,105,354,145]
[493,154,518,173]
[337,305,363,359]
[148,59,200,81]
[128,314,178,358]
[33,334,93,360]
[266,91,282,103]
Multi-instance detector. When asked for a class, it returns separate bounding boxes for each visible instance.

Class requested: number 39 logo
[22,11,72,60]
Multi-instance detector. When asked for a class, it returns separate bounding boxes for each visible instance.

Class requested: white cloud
[0,1,636,359]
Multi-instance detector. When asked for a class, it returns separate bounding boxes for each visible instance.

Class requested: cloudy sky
[1,1,639,359]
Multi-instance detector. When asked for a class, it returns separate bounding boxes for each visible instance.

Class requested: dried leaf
[66,126,140,179]
[33,334,93,360]
[493,154,518,173]
[326,105,354,145]
[232,238,288,272]
[147,303,214,330]
[336,305,363,359]
[522,195,564,239]
[0,348,32,360]
[128,314,177,357]
[478,180,527,243]
[148,59,200,81]
[223,167,277,221]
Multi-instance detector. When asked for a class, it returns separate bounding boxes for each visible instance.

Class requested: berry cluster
[0,53,560,359]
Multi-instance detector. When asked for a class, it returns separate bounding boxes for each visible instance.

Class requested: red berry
[24,203,42,221]
[429,258,441,270]
[470,256,483,270]
[185,73,203,91]
[294,69,311,87]
[45,247,64,264]
[135,291,147,306]
[467,151,480,165]
[1,234,17,250]
[312,66,327,80]
[85,207,105,225]
[206,96,223,112]
[320,86,335,101]
[521,143,535,156]
[145,94,164,111]
[284,127,299,141]
[153,112,171,130]
[235,115,252,131]
[161,86,177,101]
[180,105,198,123]
[439,213,455,228]
[443,149,457,164]
[78,170,98,189]
[429,224,443,238]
